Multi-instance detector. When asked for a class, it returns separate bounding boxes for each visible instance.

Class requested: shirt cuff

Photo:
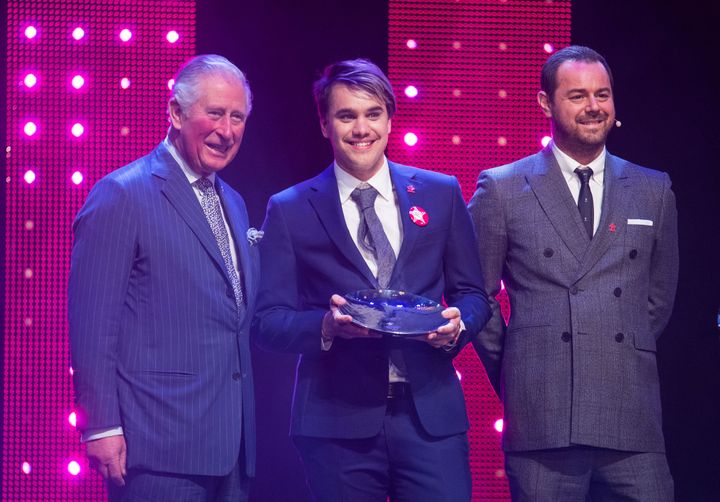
[81,426,124,443]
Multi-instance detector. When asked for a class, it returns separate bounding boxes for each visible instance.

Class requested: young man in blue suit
[253,59,491,501]
[69,55,259,501]
[469,46,679,501]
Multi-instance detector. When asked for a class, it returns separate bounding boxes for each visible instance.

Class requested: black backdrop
[175,1,719,500]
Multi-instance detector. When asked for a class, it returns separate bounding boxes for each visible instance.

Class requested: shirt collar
[334,157,393,203]
[551,141,606,184]
[163,135,216,186]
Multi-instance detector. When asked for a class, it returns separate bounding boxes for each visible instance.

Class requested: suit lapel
[527,148,588,263]
[389,163,421,279]
[151,144,228,281]
[217,178,254,309]
[308,165,378,287]
[574,154,629,281]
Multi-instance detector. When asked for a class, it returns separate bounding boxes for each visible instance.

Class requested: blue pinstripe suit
[68,142,257,477]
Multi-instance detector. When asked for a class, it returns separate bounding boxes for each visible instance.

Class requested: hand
[321,294,382,341]
[422,307,462,349]
[86,435,127,486]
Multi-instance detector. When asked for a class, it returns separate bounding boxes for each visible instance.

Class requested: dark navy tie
[350,183,396,288]
[574,167,594,239]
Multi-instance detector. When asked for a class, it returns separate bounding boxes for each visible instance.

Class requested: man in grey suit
[69,55,258,501]
[469,46,678,501]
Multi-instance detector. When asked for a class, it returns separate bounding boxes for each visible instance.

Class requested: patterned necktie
[195,177,244,309]
[350,183,396,288]
[574,167,594,239]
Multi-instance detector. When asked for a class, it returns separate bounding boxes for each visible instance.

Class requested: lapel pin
[406,184,416,193]
[609,223,616,233]
[408,206,429,226]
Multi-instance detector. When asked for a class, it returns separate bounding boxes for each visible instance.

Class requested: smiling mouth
[206,143,230,154]
[347,139,375,148]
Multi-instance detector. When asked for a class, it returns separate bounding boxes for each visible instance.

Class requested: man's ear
[319,117,329,138]
[537,91,553,118]
[168,98,183,129]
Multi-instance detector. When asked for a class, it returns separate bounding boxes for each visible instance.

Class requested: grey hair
[170,54,252,115]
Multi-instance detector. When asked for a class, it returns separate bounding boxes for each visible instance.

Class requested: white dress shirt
[552,142,606,236]
[331,158,408,382]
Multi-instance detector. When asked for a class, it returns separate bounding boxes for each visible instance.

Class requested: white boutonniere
[247,227,264,246]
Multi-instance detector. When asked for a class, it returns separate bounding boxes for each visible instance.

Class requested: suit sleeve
[68,177,137,432]
[467,170,507,397]
[648,172,679,339]
[441,178,492,355]
[251,195,326,355]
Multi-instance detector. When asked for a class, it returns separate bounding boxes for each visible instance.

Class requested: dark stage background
[2,1,719,501]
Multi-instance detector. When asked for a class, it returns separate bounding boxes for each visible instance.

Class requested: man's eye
[569,95,584,101]
[208,110,222,118]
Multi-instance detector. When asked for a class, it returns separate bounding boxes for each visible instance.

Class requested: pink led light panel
[4,1,196,499]
[388,1,571,499]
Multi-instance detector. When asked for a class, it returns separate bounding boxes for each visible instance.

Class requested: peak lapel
[307,166,378,288]
[526,149,588,263]
[574,154,629,281]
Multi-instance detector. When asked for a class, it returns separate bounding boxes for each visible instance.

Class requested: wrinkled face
[538,60,615,161]
[321,83,392,181]
[169,74,248,176]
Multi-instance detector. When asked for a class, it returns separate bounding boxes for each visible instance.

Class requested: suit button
[232,372,242,380]
[561,332,571,342]
[629,249,638,259]
[569,286,579,295]
[615,333,625,343]
[543,248,554,258]
[614,287,622,297]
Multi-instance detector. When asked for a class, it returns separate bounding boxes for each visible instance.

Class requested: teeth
[352,141,372,147]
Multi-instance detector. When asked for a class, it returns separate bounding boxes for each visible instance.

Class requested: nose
[586,96,601,112]
[216,115,232,138]
[352,117,370,136]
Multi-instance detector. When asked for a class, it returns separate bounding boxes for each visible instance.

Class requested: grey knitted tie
[350,183,396,288]
[574,167,594,239]
[195,177,244,309]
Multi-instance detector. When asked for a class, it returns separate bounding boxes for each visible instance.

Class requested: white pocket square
[627,218,653,226]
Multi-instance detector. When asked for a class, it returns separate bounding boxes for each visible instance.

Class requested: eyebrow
[334,106,384,115]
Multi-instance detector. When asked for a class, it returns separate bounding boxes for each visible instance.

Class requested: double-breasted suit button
[543,248,554,258]
[615,333,625,343]
[232,372,242,380]
[569,286,579,295]
[561,332,571,342]
[614,287,622,297]
[629,249,638,259]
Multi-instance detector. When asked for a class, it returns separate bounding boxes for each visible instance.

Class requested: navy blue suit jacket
[253,162,491,439]
[69,143,258,476]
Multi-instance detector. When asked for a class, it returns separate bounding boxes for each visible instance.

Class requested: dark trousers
[294,396,471,502]
[107,458,250,502]
[505,446,674,502]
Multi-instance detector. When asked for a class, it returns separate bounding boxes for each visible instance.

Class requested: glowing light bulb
[494,419,504,432]
[71,75,85,89]
[166,30,179,43]
[404,85,418,98]
[403,132,418,147]
[406,39,417,49]
[24,26,38,39]
[24,170,36,184]
[541,135,552,147]
[71,171,84,185]
[23,121,38,137]
[119,29,132,42]
[71,123,85,138]
[67,460,81,476]
[72,27,85,40]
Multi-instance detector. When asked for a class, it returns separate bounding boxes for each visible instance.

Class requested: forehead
[194,74,247,108]
[327,83,386,112]
[555,60,611,91]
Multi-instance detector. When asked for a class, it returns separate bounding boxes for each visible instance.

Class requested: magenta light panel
[3,1,195,499]
[387,1,571,500]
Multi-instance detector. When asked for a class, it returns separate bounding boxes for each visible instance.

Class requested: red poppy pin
[409,206,429,226]
[609,223,616,233]
[406,184,416,193]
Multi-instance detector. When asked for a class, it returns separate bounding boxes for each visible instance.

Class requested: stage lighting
[71,75,85,90]
[67,460,81,476]
[72,27,85,40]
[166,30,180,43]
[71,171,84,185]
[494,419,504,432]
[23,121,38,137]
[24,25,38,39]
[119,28,132,42]
[403,132,418,147]
[541,135,552,147]
[24,170,36,184]
[71,123,85,138]
[406,39,417,49]
[404,85,418,98]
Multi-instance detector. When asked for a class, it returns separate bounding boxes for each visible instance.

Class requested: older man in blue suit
[253,59,491,501]
[469,46,679,501]
[69,55,258,501]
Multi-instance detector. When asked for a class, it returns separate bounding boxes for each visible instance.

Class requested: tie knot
[350,184,379,210]
[195,177,214,193]
[574,167,593,184]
